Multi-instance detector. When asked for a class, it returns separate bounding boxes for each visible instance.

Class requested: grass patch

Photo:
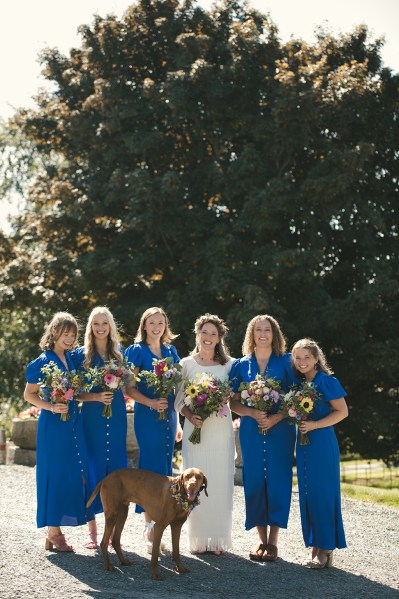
[341,475,399,490]
[341,483,399,508]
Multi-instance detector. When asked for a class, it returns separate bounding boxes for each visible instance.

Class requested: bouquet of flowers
[18,406,41,420]
[40,362,83,421]
[140,357,182,420]
[238,374,282,435]
[183,373,233,444]
[87,358,137,417]
[282,381,320,445]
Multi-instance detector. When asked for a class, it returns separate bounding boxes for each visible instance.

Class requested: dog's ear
[200,475,208,497]
[177,472,185,495]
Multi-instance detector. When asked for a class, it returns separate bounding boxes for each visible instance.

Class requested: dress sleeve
[125,344,143,370]
[69,347,84,371]
[319,374,347,401]
[174,357,188,413]
[284,353,299,388]
[229,358,242,392]
[169,344,181,363]
[26,354,47,384]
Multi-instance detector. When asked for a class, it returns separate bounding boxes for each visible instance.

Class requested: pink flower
[63,388,74,401]
[217,403,229,418]
[104,373,118,389]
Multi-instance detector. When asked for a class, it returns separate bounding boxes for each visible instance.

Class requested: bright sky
[1,0,398,227]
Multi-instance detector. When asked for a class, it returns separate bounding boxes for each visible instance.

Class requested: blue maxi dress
[296,371,347,550]
[230,353,296,530]
[124,342,180,514]
[26,350,94,528]
[71,348,128,515]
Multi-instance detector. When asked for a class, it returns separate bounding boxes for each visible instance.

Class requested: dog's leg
[170,521,189,574]
[100,513,118,572]
[150,522,167,580]
[112,504,131,567]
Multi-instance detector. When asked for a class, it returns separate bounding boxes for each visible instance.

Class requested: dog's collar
[169,478,201,515]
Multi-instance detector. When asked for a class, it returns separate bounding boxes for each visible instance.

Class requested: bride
[175,313,235,555]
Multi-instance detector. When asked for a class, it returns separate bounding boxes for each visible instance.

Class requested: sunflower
[187,385,198,398]
[300,397,314,413]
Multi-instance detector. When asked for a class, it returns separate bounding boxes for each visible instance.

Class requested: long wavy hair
[134,307,177,345]
[242,314,286,357]
[190,313,230,365]
[39,312,79,351]
[83,307,123,368]
[291,338,333,375]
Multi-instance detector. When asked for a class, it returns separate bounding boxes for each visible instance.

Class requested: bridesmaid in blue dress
[23,312,93,552]
[229,315,296,562]
[292,338,348,568]
[72,306,128,549]
[125,307,182,553]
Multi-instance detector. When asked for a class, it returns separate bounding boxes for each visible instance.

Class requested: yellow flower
[187,385,198,398]
[300,397,314,413]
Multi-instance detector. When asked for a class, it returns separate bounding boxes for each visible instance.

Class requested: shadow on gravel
[46,548,398,599]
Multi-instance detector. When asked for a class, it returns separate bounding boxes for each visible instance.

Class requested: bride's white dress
[175,356,235,552]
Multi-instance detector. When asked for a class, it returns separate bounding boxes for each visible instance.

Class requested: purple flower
[270,390,280,402]
[195,394,207,406]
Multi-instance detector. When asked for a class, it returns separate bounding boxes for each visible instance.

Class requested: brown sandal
[45,533,74,552]
[262,543,278,561]
[249,542,267,561]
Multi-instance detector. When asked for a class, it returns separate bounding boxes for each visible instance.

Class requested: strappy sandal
[306,551,334,569]
[262,543,278,561]
[143,521,166,554]
[249,542,267,561]
[84,531,98,549]
[45,533,74,552]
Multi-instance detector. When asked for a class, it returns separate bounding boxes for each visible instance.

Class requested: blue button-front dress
[71,348,128,515]
[26,350,94,528]
[229,353,296,530]
[296,370,347,550]
[124,342,180,514]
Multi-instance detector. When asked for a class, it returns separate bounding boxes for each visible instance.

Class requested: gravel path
[0,465,398,599]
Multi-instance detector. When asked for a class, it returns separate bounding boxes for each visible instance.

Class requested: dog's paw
[120,557,132,566]
[175,564,189,574]
[104,563,116,572]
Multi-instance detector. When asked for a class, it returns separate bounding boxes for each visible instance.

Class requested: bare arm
[299,397,348,434]
[78,390,113,405]
[125,367,168,413]
[24,383,68,415]
[230,395,269,428]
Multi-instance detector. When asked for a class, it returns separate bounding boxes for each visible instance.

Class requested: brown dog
[86,467,208,580]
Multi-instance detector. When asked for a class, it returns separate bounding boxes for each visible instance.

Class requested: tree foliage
[1,0,398,462]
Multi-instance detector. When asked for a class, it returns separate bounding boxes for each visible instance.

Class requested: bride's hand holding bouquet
[183,373,233,444]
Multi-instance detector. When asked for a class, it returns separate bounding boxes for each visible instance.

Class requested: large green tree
[1,0,398,462]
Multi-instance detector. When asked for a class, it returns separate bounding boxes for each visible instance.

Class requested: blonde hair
[83,307,123,368]
[134,307,177,345]
[242,314,286,357]
[190,313,230,365]
[291,338,333,375]
[39,312,78,351]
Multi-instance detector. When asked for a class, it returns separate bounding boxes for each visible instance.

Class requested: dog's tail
[86,480,103,508]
